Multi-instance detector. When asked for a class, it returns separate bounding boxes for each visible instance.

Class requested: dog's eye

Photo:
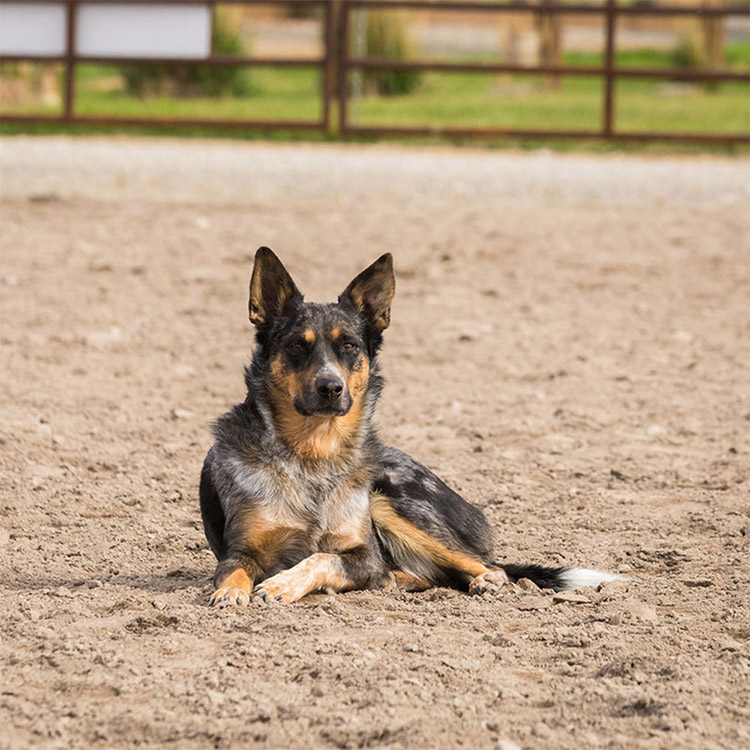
[287,339,307,353]
[342,342,358,353]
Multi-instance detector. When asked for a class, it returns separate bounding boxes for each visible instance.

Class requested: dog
[199,248,619,606]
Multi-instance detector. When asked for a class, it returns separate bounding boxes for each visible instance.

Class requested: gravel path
[2,136,748,209]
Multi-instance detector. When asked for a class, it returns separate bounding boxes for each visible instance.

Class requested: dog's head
[248,247,395,418]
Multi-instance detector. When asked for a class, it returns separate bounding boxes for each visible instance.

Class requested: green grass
[566,44,750,71]
[352,73,603,130]
[74,65,322,122]
[350,73,748,135]
[616,80,749,134]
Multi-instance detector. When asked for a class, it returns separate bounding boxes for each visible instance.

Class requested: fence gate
[1,0,748,144]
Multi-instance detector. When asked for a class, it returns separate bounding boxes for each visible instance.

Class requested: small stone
[163,443,180,457]
[531,722,552,738]
[171,364,195,380]
[682,578,712,588]
[85,326,123,349]
[719,639,742,652]
[253,704,273,723]
[170,408,193,420]
[88,259,112,272]
[597,578,629,594]
[495,740,522,750]
[54,586,71,597]
[625,602,658,624]
[30,476,45,490]
[578,731,601,746]
[29,193,60,203]
[655,715,684,732]
[517,595,550,611]
[647,424,666,437]
[552,592,591,604]
[516,578,541,592]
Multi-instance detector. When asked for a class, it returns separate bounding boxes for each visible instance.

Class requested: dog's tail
[498,563,623,592]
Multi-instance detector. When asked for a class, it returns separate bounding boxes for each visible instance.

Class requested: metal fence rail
[1,0,749,144]
[338,0,750,144]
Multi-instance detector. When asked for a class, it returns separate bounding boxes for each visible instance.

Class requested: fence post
[602,0,616,137]
[323,0,334,132]
[537,0,562,90]
[63,0,76,120]
[702,0,724,73]
[337,0,349,135]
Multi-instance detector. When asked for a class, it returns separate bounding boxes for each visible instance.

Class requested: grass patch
[351,72,602,131]
[73,65,321,123]
[1,44,748,150]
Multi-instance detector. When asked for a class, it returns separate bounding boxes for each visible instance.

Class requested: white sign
[76,3,212,59]
[0,3,66,57]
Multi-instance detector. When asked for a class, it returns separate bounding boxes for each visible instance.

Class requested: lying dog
[200,248,618,605]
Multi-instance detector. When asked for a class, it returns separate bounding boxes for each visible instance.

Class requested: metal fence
[1,0,749,144]
[0,0,334,132]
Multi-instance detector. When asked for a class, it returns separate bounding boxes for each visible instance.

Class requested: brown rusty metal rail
[0,0,334,132]
[338,0,750,144]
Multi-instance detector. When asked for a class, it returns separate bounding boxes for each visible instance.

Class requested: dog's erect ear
[249,247,302,326]
[339,253,395,331]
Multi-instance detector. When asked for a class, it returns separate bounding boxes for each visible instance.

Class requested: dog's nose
[316,377,344,401]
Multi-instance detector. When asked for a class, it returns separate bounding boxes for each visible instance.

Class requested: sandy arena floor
[1,137,749,750]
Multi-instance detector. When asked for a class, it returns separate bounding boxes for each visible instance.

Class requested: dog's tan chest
[231,457,371,555]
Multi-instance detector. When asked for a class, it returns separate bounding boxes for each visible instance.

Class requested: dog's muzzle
[296,374,351,416]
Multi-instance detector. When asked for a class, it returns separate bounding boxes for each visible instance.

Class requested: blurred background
[1,0,748,145]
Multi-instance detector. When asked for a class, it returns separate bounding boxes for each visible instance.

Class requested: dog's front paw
[210,587,251,607]
[253,572,306,604]
[469,569,509,596]
[210,568,253,607]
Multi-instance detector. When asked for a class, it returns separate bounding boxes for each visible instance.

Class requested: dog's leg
[199,448,226,560]
[467,569,510,595]
[388,570,434,592]
[371,492,508,594]
[210,554,262,607]
[253,543,385,604]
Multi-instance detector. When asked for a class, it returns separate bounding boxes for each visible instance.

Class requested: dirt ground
[1,137,749,750]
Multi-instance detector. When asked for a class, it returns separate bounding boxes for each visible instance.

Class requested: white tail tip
[559,567,624,591]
